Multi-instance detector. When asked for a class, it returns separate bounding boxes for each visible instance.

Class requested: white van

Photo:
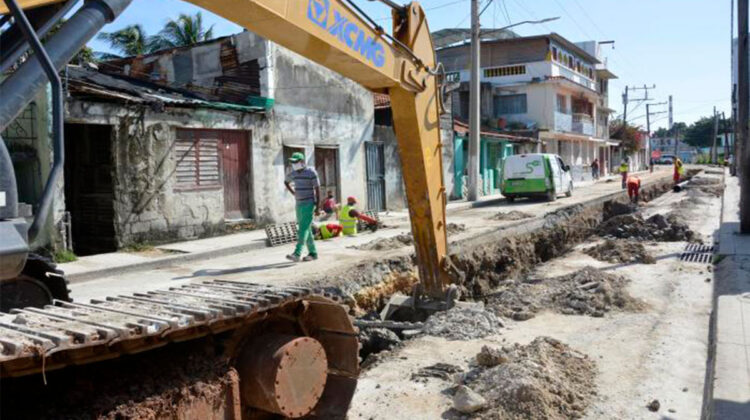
[500,153,573,202]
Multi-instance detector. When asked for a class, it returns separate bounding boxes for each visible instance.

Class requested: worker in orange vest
[627,175,641,204]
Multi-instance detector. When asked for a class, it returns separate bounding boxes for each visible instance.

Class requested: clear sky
[86,0,734,130]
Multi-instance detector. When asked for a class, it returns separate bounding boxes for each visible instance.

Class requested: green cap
[288,152,305,163]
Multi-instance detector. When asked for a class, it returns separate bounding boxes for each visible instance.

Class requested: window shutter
[175,130,221,189]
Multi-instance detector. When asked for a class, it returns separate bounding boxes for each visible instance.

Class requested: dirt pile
[455,337,597,419]
[491,210,534,221]
[596,213,696,242]
[352,223,466,251]
[686,176,723,197]
[1,339,235,419]
[584,239,656,264]
[422,306,504,340]
[485,267,645,320]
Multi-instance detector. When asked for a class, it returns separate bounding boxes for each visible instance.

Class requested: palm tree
[97,24,153,57]
[150,12,215,50]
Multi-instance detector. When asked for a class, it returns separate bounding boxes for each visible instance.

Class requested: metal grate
[679,243,715,263]
[265,222,298,247]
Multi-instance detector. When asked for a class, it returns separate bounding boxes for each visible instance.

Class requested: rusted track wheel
[232,296,359,419]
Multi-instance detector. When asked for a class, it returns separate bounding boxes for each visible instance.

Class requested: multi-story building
[437,33,620,186]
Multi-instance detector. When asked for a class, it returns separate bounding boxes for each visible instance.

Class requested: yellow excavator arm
[4,0,451,296]
[187,0,452,298]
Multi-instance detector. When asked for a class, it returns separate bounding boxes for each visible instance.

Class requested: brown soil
[484,267,646,320]
[1,338,235,419]
[490,211,534,221]
[458,337,597,419]
[584,239,656,264]
[352,223,466,251]
[596,212,696,242]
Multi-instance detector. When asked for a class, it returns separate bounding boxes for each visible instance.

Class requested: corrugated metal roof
[66,66,265,113]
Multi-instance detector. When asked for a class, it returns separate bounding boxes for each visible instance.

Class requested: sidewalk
[710,170,750,419]
[59,168,657,283]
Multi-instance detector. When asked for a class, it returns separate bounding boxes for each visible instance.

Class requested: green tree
[97,24,154,57]
[150,12,214,50]
[683,116,730,147]
[609,119,643,154]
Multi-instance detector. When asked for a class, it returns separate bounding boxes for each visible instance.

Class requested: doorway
[365,141,386,211]
[63,123,116,255]
[219,131,251,219]
[314,146,340,203]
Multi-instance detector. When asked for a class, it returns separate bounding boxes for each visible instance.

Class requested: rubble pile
[358,327,401,358]
[486,267,645,320]
[584,239,656,264]
[596,213,696,242]
[422,306,503,340]
[454,337,597,419]
[491,210,534,221]
[686,176,723,197]
[353,223,466,251]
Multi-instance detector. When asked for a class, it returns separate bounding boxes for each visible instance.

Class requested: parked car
[657,154,675,164]
[500,153,573,202]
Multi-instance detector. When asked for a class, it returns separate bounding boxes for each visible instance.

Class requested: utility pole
[467,0,480,201]
[723,111,731,165]
[622,86,629,123]
[711,107,719,163]
[623,84,656,124]
[739,0,750,232]
[646,102,667,172]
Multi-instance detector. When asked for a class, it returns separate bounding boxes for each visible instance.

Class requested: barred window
[175,129,220,189]
[483,65,526,78]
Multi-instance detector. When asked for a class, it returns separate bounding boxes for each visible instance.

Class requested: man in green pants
[283,152,321,262]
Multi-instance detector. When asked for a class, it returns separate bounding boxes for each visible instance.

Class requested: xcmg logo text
[307,0,386,68]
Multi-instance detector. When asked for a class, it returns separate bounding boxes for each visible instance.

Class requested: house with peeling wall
[6,31,378,255]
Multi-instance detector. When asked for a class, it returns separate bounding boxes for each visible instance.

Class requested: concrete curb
[67,171,673,284]
[66,240,268,284]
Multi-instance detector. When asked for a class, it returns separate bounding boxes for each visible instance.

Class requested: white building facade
[438,33,621,181]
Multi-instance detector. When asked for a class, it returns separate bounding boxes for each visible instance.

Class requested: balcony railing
[572,113,594,136]
[554,111,572,132]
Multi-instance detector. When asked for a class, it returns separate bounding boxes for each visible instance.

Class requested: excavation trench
[306,174,695,363]
[310,175,682,318]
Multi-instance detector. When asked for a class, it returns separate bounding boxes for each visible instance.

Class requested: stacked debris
[596,213,696,242]
[486,267,645,320]
[422,306,504,340]
[352,223,466,251]
[584,239,656,264]
[452,337,597,419]
[491,210,533,221]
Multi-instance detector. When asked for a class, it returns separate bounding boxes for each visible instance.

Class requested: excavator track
[0,280,359,418]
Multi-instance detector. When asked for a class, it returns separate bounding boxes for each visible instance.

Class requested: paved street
[68,167,671,302]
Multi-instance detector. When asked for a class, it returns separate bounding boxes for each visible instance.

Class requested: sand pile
[485,267,645,320]
[422,306,503,340]
[584,239,656,264]
[596,213,696,242]
[352,223,466,251]
[491,211,534,221]
[455,337,597,419]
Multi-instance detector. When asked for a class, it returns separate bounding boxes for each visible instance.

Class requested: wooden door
[219,131,250,219]
[314,147,339,202]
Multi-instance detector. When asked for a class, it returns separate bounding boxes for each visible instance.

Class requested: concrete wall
[66,100,264,246]
[254,39,373,221]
